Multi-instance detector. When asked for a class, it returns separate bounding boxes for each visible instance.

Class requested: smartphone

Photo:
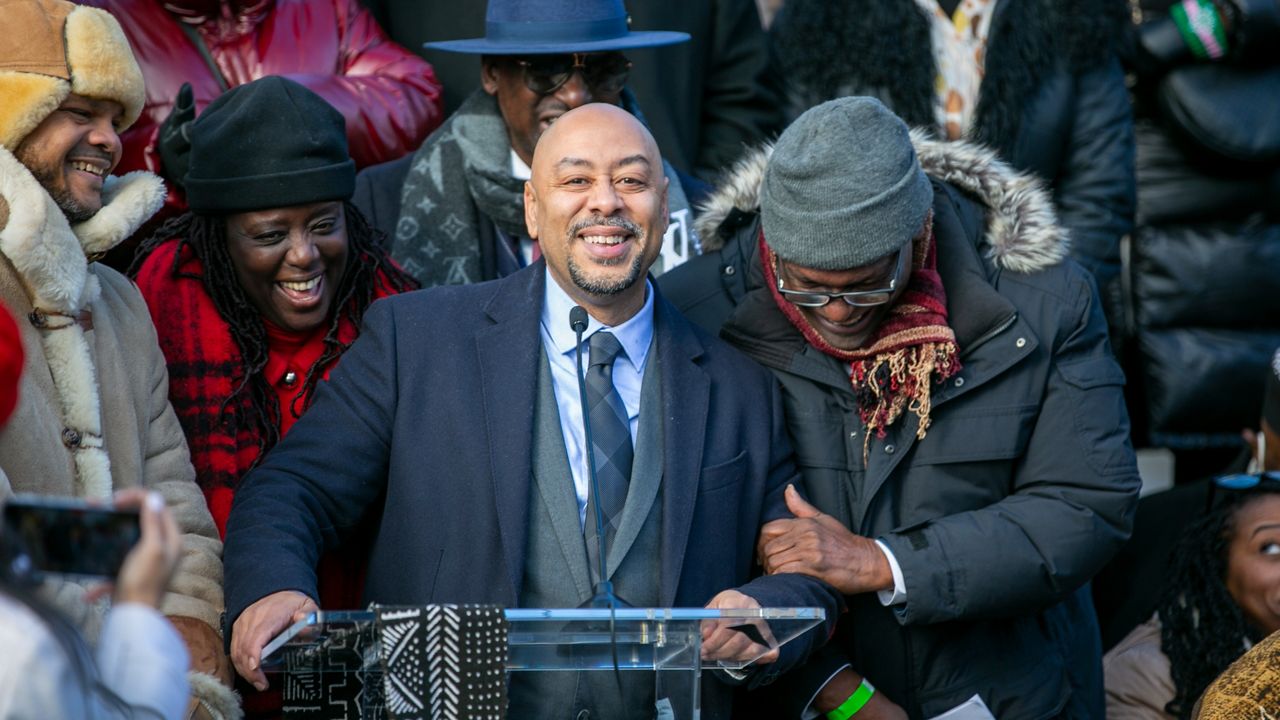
[2,495,141,580]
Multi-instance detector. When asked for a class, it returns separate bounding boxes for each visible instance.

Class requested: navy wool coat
[222,262,841,718]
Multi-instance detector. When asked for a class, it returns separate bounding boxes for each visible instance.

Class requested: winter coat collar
[695,131,1068,275]
[0,146,165,313]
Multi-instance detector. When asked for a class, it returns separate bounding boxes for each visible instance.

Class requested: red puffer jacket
[81,0,442,217]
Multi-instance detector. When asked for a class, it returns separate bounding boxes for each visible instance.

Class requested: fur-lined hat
[0,0,144,152]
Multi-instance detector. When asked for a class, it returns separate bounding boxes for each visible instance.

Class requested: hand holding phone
[3,491,181,609]
[4,495,141,579]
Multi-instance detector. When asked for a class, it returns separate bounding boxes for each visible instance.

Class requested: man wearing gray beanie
[661,97,1140,719]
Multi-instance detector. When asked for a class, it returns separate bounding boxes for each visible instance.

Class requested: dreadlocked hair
[129,202,417,466]
[1157,486,1279,719]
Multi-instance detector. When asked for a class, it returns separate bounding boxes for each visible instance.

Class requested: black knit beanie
[184,76,355,214]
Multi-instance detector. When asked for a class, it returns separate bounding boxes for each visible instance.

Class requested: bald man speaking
[222,104,840,719]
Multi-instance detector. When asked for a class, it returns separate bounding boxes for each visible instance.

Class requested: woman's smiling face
[1226,494,1280,635]
[224,201,350,333]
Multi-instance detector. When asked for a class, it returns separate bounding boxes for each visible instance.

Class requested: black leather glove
[1134,14,1194,77]
[157,82,196,191]
[1223,0,1280,64]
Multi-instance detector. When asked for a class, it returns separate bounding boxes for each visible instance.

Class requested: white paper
[654,697,676,720]
[926,694,997,720]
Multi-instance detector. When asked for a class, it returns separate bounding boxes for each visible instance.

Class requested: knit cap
[0,0,145,152]
[185,76,355,214]
[761,96,933,270]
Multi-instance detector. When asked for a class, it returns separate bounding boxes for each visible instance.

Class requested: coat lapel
[654,291,710,606]
[475,264,545,602]
[606,335,662,578]
[530,351,594,601]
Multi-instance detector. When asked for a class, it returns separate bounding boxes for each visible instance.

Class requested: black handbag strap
[177,21,230,94]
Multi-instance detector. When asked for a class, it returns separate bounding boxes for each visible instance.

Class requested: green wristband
[826,679,876,720]
[1171,0,1229,58]
[1171,0,1210,58]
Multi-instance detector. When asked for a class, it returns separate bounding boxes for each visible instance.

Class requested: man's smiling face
[14,94,123,222]
[524,103,668,324]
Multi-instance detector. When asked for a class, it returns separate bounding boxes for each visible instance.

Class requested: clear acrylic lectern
[262,606,825,720]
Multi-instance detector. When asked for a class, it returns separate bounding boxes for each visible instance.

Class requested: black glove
[1222,0,1280,64]
[1134,14,1194,77]
[157,82,196,191]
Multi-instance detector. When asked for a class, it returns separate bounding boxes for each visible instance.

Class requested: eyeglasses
[1214,472,1280,490]
[513,52,632,96]
[775,246,908,308]
[1205,471,1280,511]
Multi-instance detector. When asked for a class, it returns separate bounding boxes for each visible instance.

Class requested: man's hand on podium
[700,590,779,665]
[230,590,319,690]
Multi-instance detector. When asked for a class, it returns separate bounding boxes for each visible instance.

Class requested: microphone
[569,305,626,691]
[570,305,589,334]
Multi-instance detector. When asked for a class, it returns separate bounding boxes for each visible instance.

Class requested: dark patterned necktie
[582,331,633,583]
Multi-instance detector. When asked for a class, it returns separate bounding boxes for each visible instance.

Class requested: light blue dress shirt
[539,267,654,528]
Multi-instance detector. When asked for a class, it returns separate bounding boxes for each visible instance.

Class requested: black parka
[659,139,1141,719]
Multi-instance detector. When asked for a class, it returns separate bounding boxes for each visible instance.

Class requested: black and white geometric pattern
[283,625,385,720]
[377,608,426,716]
[376,604,508,720]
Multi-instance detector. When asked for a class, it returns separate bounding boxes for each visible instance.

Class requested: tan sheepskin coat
[0,145,223,635]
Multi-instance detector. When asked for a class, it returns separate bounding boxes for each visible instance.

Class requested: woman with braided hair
[130,77,416,606]
[1104,477,1280,719]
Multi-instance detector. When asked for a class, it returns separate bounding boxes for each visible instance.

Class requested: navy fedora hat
[424,0,690,55]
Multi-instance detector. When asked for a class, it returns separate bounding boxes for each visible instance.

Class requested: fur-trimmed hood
[695,132,1068,275]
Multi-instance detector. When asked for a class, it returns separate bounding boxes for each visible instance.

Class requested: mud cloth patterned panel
[283,624,386,720]
[376,605,509,720]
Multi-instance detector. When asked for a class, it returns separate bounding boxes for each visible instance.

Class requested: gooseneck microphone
[569,305,625,689]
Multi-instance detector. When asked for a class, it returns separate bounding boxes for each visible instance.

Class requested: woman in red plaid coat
[131,77,417,614]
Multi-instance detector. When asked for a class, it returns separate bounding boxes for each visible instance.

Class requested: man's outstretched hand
[701,589,779,665]
[758,485,893,595]
[230,590,318,690]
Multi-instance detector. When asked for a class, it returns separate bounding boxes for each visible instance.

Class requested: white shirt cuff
[802,663,852,720]
[874,539,907,606]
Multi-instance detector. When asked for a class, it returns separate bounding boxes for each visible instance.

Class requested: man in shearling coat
[0,1,234,716]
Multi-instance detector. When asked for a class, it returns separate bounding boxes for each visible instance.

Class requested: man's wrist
[864,537,894,592]
[813,667,862,712]
[826,678,876,720]
[873,539,907,605]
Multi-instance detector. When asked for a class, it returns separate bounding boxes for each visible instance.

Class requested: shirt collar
[510,149,532,181]
[541,267,654,372]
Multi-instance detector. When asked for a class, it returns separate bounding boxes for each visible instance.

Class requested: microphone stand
[569,305,627,695]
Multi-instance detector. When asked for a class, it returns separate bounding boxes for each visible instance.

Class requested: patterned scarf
[393,89,696,287]
[134,238,400,531]
[761,218,961,463]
